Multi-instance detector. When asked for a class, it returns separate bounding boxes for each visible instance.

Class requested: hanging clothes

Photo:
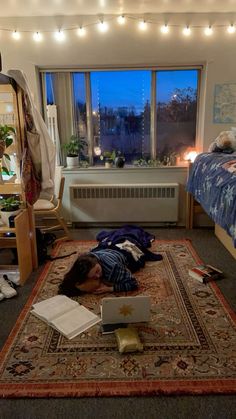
[8,69,56,197]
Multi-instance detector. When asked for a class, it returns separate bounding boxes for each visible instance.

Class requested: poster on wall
[213,83,236,123]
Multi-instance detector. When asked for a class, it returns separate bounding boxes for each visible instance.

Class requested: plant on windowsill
[100,150,116,168]
[0,125,15,183]
[0,196,22,226]
[62,135,87,168]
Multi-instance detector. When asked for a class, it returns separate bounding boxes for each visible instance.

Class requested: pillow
[115,327,143,353]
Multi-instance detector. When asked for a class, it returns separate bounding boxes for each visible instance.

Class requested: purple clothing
[96,225,162,261]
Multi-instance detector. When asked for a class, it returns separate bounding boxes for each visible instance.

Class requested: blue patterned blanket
[186,152,236,247]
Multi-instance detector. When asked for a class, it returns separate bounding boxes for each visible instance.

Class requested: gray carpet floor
[0,227,236,419]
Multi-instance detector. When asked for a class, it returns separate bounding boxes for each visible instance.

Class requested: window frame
[39,65,203,167]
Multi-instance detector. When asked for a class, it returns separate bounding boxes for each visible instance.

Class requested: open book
[31,295,101,339]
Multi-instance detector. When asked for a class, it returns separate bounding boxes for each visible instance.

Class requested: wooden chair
[33,168,70,241]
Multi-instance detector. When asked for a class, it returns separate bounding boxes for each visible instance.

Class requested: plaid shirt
[90,248,138,292]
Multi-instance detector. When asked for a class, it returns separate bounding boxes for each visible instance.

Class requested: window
[91,71,151,164]
[156,70,198,163]
[41,67,200,167]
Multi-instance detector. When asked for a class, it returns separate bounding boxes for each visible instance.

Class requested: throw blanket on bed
[186,152,236,247]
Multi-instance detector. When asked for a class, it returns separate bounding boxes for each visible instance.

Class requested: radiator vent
[70,183,179,223]
[72,186,176,200]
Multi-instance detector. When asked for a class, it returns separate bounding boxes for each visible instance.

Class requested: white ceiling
[0,0,236,17]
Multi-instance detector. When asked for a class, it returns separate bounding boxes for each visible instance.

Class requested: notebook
[101,295,151,325]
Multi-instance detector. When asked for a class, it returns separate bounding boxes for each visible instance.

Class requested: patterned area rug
[1,240,236,398]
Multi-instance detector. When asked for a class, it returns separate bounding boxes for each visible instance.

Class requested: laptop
[101,295,151,325]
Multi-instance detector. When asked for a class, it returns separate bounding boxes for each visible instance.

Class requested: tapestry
[213,83,236,123]
[0,240,236,398]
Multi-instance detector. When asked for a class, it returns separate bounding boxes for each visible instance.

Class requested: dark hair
[58,253,98,297]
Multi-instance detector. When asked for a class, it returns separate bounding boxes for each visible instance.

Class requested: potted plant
[100,150,116,168]
[0,196,22,226]
[62,135,87,168]
[0,125,15,182]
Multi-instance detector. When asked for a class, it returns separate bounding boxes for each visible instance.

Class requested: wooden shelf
[0,79,38,285]
[0,182,22,194]
[0,209,34,284]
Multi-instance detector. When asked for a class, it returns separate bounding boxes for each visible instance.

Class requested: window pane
[45,73,54,104]
[156,69,198,164]
[91,70,151,164]
[72,73,87,141]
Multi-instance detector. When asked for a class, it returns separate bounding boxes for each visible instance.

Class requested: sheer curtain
[41,72,74,166]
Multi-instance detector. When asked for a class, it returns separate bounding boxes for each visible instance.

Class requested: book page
[32,295,78,322]
[51,305,101,339]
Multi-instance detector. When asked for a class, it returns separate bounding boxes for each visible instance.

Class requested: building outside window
[41,67,200,167]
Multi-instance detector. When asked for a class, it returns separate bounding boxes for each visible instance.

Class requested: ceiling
[0,0,236,17]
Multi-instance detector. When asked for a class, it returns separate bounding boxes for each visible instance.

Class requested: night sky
[47,69,198,110]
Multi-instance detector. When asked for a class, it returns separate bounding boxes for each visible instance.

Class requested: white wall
[2,13,232,224]
[0,13,235,150]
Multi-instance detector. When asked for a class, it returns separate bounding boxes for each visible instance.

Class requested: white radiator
[70,183,179,223]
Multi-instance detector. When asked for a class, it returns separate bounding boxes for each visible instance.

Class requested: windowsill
[62,165,189,173]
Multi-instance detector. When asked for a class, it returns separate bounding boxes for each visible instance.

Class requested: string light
[160,24,169,34]
[3,15,236,42]
[182,26,191,36]
[227,24,235,34]
[33,32,43,42]
[117,15,126,25]
[54,30,65,41]
[139,20,148,31]
[98,20,108,32]
[204,26,213,36]
[12,30,20,40]
[77,27,86,37]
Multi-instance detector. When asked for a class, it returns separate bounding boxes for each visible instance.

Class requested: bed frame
[215,224,236,260]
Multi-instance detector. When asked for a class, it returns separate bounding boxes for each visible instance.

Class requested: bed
[186,152,236,258]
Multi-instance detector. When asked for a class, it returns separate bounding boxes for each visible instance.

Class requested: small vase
[105,161,112,169]
[66,156,79,168]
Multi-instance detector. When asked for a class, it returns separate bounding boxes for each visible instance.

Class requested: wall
[0,13,235,148]
[0,13,235,224]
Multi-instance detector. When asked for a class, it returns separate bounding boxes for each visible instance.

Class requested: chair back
[54,166,63,199]
[57,177,65,202]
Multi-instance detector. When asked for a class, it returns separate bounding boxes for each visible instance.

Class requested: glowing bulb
[98,21,108,32]
[227,24,235,34]
[139,20,147,31]
[33,32,43,42]
[12,31,20,40]
[160,24,169,34]
[117,15,126,25]
[94,146,102,156]
[77,27,86,37]
[182,26,191,36]
[54,30,65,41]
[185,151,198,162]
[204,26,213,36]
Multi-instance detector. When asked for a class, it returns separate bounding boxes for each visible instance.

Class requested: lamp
[94,135,101,156]
[183,148,198,163]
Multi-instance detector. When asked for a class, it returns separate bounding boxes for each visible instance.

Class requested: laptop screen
[101,295,151,324]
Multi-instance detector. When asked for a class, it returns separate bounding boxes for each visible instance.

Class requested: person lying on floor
[58,225,163,297]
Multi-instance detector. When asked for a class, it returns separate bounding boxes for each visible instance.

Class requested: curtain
[41,72,74,166]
